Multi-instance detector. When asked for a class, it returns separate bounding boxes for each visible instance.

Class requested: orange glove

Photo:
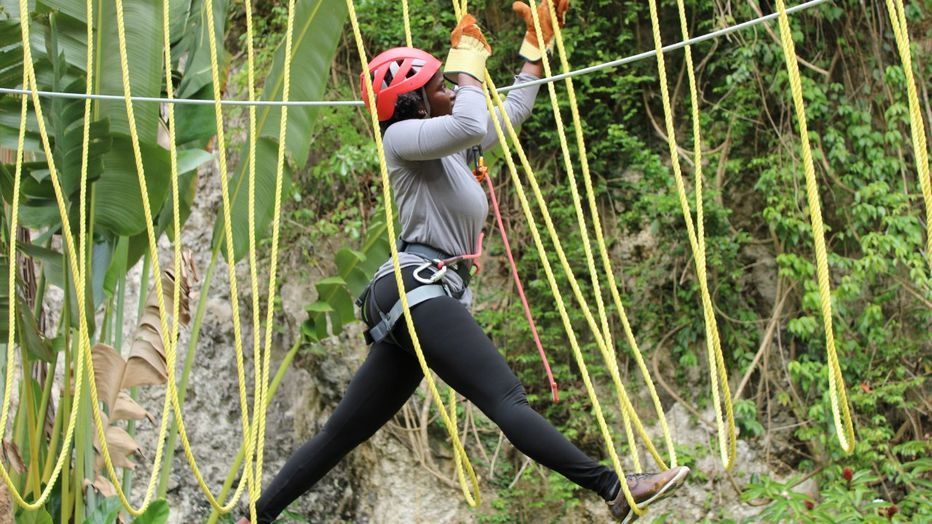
[513,0,570,62]
[444,14,493,83]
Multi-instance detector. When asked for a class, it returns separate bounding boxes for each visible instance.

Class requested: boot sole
[620,466,690,524]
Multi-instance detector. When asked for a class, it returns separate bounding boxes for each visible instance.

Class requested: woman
[244,4,688,523]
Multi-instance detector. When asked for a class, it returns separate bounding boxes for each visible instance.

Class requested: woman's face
[423,71,455,117]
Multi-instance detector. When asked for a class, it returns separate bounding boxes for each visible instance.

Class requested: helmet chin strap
[419,86,432,118]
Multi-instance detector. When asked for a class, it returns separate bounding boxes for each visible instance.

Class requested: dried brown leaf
[93,426,138,470]
[124,253,196,387]
[2,440,25,474]
[111,392,153,423]
[91,344,126,410]
[121,355,167,389]
[92,475,117,498]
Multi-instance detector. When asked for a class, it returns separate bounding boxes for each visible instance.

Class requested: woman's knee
[481,380,530,422]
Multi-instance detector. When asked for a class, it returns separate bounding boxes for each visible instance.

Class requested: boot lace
[624,471,658,482]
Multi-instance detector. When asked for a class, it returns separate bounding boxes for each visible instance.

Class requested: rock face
[638,402,770,523]
[0,485,11,524]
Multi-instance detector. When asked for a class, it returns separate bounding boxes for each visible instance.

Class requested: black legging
[254,267,619,523]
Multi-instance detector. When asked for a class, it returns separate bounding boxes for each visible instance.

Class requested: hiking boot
[607,466,690,523]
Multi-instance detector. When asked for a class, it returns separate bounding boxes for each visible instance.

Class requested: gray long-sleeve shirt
[371,73,541,305]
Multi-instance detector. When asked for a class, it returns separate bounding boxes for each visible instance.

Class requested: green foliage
[301,212,389,342]
[744,454,932,522]
[16,508,53,524]
[131,499,170,524]
[81,496,121,524]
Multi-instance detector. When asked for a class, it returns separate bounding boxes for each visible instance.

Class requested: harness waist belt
[401,242,472,287]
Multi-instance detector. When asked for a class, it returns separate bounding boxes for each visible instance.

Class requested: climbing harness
[358,238,481,345]
[360,283,448,345]
[405,239,481,289]
[413,262,448,285]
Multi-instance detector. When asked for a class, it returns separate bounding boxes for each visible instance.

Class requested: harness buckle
[413,260,446,284]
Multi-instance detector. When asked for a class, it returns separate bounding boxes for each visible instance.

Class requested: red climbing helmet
[361,47,442,122]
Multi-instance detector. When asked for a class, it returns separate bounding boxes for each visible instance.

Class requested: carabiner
[413,260,446,284]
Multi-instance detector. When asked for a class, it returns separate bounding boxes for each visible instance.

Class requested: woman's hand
[444,14,492,84]
[513,0,570,63]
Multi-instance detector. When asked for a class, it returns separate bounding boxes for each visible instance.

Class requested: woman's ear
[417,106,428,118]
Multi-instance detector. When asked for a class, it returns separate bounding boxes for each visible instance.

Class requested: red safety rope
[477,157,559,403]
[437,231,484,271]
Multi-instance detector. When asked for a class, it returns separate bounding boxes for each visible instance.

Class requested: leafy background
[0,0,929,522]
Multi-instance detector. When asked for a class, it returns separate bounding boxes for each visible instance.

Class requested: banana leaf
[169,0,226,148]
[90,135,171,237]
[92,0,164,143]
[33,1,88,72]
[0,19,25,87]
[92,137,210,239]
[212,0,348,262]
[124,148,211,268]
[0,255,7,339]
[175,0,228,99]
[172,84,218,147]
[16,240,107,335]
[0,252,55,361]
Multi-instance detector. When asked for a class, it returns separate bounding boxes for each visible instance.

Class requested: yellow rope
[545,1,679,472]
[528,0,680,474]
[524,0,635,472]
[164,0,262,511]
[644,0,736,470]
[0,0,90,510]
[253,0,297,513]
[402,0,413,48]
[774,0,855,453]
[244,0,262,514]
[883,0,932,271]
[240,0,266,519]
[74,0,201,512]
[443,0,641,513]
[477,11,666,478]
[673,0,735,471]
[479,73,649,518]
[0,32,88,512]
[347,0,482,506]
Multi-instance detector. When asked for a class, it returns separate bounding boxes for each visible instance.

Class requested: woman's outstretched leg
[252,341,423,524]
[393,295,690,522]
[392,294,620,501]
